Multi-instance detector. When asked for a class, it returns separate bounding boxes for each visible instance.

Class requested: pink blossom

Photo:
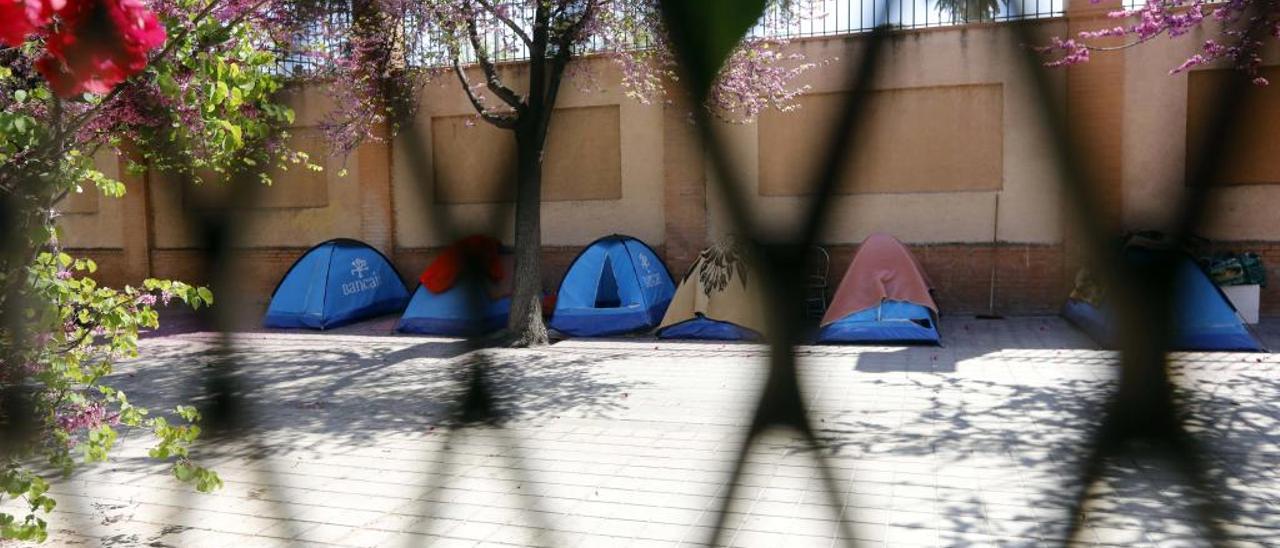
[1043,0,1276,84]
[57,401,116,434]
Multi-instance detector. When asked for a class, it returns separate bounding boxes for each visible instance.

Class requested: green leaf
[658,0,767,97]
[215,81,229,105]
[215,120,243,147]
[196,287,214,305]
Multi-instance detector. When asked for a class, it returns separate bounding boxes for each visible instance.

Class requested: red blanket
[420,235,505,294]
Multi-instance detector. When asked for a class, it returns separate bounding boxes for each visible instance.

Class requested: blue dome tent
[397,281,511,336]
[398,236,513,336]
[817,234,940,345]
[264,239,409,329]
[549,235,675,337]
[1063,247,1264,352]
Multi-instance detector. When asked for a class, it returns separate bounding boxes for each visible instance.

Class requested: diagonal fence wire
[2,0,1270,546]
[657,2,895,544]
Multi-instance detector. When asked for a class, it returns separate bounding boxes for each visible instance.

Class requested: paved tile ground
[7,316,1280,547]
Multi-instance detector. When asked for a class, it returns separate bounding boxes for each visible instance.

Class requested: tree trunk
[506,125,549,346]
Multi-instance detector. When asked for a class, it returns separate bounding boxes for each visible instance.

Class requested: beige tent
[657,237,767,340]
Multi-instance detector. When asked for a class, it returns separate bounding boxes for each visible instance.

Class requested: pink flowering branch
[1041,0,1279,85]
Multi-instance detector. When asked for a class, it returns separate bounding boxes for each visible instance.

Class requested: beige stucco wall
[56,149,126,249]
[57,19,1280,257]
[392,59,665,249]
[1123,30,1280,240]
[707,22,1069,245]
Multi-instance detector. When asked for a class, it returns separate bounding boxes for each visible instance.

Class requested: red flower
[0,0,61,47]
[36,0,166,97]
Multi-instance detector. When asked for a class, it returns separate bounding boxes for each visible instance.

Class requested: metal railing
[273,0,1069,75]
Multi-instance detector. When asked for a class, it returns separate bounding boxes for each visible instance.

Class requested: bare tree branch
[452,57,519,130]
[539,0,598,136]
[465,16,526,111]
[474,0,532,48]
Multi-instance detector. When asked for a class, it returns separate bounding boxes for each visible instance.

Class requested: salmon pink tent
[817,233,940,345]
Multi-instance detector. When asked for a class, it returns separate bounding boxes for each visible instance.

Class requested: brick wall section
[661,90,707,277]
[150,248,304,304]
[359,125,395,254]
[824,243,1068,315]
[1066,0,1125,231]
[120,153,152,283]
[1064,0,1125,300]
[62,249,130,288]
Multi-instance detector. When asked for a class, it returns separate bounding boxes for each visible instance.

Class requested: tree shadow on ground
[817,315,1098,374]
[106,337,648,461]
[798,344,1280,545]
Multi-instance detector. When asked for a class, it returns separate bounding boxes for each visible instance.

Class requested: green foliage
[133,0,313,185]
[1,254,220,541]
[0,1,309,541]
[0,469,53,543]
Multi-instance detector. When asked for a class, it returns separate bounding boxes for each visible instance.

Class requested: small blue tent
[397,237,512,336]
[397,282,510,336]
[1063,248,1264,352]
[264,239,409,329]
[550,235,675,337]
[817,234,940,345]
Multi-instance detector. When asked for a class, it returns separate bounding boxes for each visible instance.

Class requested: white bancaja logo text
[342,258,380,296]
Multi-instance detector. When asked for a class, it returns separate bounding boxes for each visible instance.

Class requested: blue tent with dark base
[264,239,409,329]
[398,236,513,336]
[397,282,511,336]
[818,301,939,344]
[1063,247,1264,352]
[817,234,940,345]
[549,235,675,337]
